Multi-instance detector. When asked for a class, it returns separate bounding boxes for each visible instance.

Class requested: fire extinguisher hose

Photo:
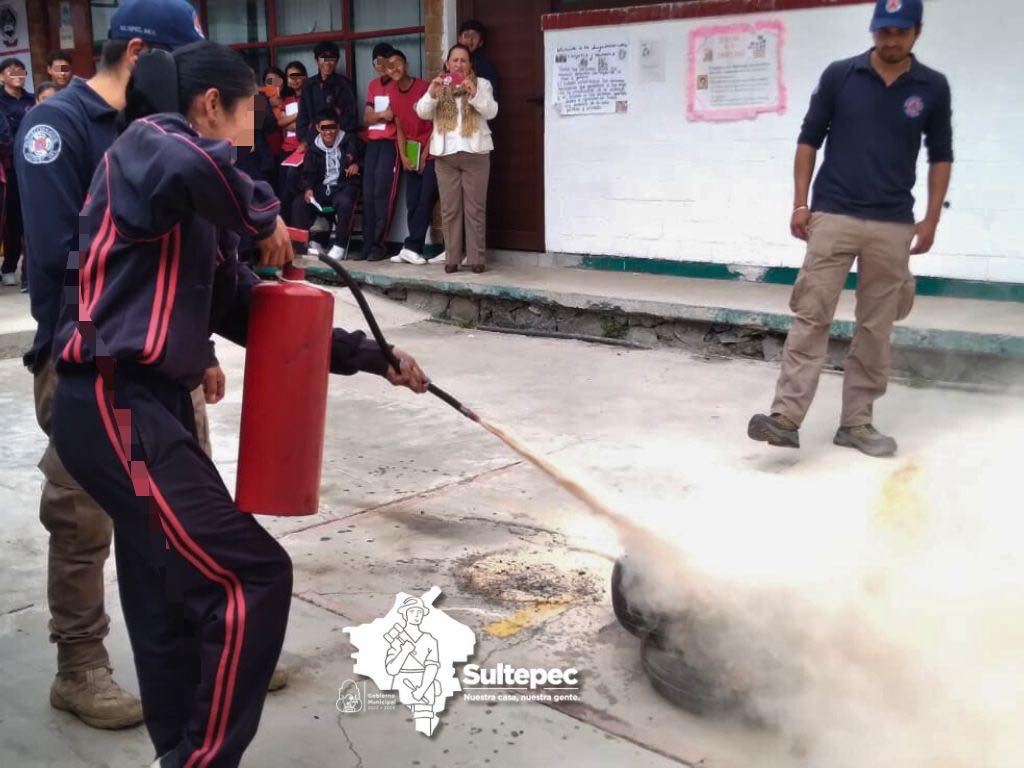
[313,251,481,424]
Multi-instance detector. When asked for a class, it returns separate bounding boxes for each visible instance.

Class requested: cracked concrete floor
[1,288,1018,767]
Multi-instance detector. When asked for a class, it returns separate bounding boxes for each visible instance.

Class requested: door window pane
[352,34,424,101]
[207,0,268,45]
[275,0,342,37]
[351,0,422,33]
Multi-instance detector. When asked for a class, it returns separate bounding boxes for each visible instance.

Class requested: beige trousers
[34,359,211,674]
[435,151,491,267]
[771,212,917,428]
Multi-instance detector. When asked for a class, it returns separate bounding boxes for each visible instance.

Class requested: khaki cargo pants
[34,360,212,674]
[771,212,917,428]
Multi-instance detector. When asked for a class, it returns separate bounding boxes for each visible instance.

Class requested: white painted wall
[543,0,1024,284]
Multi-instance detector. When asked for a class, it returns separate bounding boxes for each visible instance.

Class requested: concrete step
[295,258,1024,388]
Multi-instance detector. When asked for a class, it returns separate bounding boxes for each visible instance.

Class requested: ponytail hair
[122,41,256,129]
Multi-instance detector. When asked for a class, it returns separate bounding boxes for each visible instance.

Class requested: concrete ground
[0,285,1019,767]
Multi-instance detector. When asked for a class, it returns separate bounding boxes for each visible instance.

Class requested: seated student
[386,49,442,266]
[293,110,363,259]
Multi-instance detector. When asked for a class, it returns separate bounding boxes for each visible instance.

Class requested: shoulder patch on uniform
[22,124,62,165]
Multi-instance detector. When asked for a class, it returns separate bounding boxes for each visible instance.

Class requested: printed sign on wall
[687,20,785,122]
[552,40,629,116]
[0,0,33,91]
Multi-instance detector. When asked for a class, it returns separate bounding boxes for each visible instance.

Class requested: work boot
[268,664,289,692]
[834,424,897,458]
[50,666,144,729]
[747,413,800,448]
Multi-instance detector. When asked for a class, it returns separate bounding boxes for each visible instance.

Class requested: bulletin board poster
[687,20,785,122]
[0,0,33,91]
[552,40,629,116]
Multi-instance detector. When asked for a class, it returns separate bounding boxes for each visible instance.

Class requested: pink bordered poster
[687,20,786,122]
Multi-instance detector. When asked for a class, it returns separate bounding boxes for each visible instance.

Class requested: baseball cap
[870,0,924,31]
[108,0,206,51]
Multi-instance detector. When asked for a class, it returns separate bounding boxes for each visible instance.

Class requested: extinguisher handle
[314,251,480,423]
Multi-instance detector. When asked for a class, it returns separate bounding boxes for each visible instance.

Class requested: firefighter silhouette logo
[336,679,365,713]
[0,4,18,48]
[344,586,475,736]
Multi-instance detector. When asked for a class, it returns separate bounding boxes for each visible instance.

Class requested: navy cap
[870,0,924,31]
[108,0,206,51]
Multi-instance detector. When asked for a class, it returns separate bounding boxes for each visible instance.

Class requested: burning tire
[640,634,741,717]
[610,556,671,640]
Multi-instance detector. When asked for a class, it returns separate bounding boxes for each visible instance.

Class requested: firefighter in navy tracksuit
[49,106,426,767]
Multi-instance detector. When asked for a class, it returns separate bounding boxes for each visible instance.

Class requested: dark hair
[284,60,307,76]
[175,41,257,117]
[372,42,395,61]
[458,19,487,41]
[388,49,407,63]
[315,109,339,125]
[279,61,306,98]
[47,50,73,66]
[262,66,285,84]
[122,43,255,129]
[36,81,59,100]
[445,44,472,65]
[0,56,24,73]
[99,38,130,71]
[314,41,340,60]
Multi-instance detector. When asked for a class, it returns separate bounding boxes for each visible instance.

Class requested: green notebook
[404,140,422,169]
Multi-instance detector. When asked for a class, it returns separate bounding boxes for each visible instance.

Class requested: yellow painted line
[483,601,571,639]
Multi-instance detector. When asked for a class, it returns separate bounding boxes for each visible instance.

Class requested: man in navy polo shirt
[15,0,206,731]
[749,0,952,458]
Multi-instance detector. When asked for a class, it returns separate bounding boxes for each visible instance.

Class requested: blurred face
[446,48,471,77]
[47,59,72,86]
[458,29,482,53]
[317,119,339,145]
[317,52,338,78]
[189,89,256,148]
[286,67,306,91]
[374,56,389,77]
[386,55,407,82]
[37,86,57,103]
[2,62,27,91]
[263,71,283,89]
[872,26,919,64]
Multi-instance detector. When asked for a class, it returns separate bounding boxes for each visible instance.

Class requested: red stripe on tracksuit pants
[52,364,292,768]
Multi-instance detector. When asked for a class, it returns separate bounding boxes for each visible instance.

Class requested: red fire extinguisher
[236,261,333,516]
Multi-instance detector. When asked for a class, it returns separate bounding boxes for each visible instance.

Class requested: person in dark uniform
[0,56,34,288]
[295,41,359,147]
[50,41,428,768]
[294,109,364,259]
[15,0,205,731]
[458,19,500,103]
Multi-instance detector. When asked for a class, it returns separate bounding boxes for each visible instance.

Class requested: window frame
[195,0,426,78]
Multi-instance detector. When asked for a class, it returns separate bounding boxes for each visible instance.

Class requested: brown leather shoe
[268,664,289,692]
[471,264,486,274]
[444,264,458,274]
[50,666,144,729]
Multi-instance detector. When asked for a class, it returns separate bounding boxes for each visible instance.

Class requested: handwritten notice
[687,21,786,122]
[552,40,629,116]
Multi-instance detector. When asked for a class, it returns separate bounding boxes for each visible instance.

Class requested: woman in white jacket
[415,44,498,273]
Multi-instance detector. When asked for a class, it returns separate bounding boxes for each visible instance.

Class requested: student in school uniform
[360,42,401,261]
[386,49,442,266]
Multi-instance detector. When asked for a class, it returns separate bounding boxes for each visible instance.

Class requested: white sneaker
[398,248,427,265]
[426,251,446,265]
[1,272,16,286]
[307,241,324,257]
[389,254,404,263]
[327,244,346,260]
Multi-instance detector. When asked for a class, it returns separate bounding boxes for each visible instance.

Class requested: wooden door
[457,0,549,252]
